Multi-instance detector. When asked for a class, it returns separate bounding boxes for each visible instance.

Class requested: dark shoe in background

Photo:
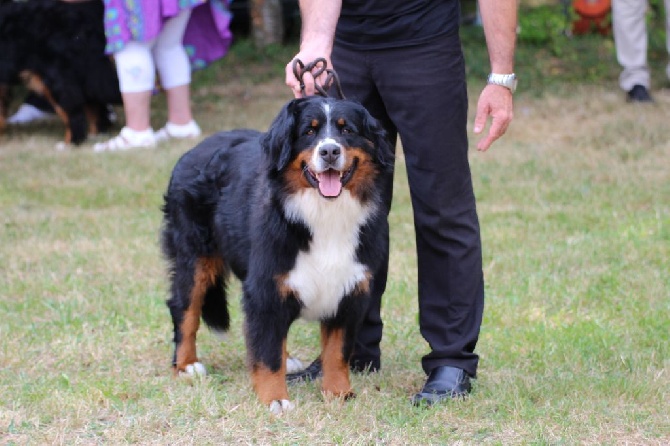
[627,85,653,103]
[349,356,381,374]
[286,357,323,383]
[286,356,380,384]
[411,365,473,406]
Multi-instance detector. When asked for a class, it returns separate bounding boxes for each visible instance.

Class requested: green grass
[1,25,669,444]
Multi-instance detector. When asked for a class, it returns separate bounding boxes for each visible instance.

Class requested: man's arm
[285,0,342,98]
[473,0,518,151]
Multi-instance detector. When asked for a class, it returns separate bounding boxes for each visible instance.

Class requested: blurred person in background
[612,0,670,102]
[94,0,232,151]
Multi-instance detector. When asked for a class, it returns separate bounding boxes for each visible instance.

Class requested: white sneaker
[93,126,156,152]
[7,103,57,124]
[154,120,201,143]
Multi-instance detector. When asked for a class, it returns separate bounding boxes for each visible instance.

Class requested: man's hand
[473,84,514,151]
[284,0,341,98]
[285,54,334,98]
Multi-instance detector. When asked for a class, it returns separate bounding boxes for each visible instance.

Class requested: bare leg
[165,84,193,126]
[121,90,152,132]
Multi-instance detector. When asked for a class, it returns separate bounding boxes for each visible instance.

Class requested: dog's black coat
[0,0,121,144]
[161,96,393,410]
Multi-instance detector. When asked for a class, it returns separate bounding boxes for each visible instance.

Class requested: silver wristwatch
[487,73,517,93]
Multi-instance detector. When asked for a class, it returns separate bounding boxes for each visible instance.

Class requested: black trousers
[332,30,484,377]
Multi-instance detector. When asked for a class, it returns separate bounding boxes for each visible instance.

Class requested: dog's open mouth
[303,158,358,198]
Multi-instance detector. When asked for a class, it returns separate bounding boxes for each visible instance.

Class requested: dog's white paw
[286,356,305,374]
[269,399,295,415]
[178,362,207,377]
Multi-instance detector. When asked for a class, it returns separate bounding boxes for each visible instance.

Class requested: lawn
[1,17,669,445]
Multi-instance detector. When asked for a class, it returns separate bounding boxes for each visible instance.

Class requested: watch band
[487,73,517,93]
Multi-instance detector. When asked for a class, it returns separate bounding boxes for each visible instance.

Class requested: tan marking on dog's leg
[174,257,224,374]
[20,70,71,143]
[275,272,302,302]
[250,339,290,406]
[320,324,354,399]
[85,104,98,135]
[353,270,372,296]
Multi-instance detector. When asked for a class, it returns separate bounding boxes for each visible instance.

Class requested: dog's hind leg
[84,104,99,136]
[84,102,114,136]
[168,256,226,377]
[66,109,88,145]
[19,70,73,144]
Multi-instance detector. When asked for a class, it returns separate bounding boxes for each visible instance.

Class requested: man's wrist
[487,73,517,93]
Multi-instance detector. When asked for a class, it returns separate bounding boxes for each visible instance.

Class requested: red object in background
[572,0,612,35]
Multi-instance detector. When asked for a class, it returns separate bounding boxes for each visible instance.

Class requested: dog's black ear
[361,107,394,169]
[261,99,300,171]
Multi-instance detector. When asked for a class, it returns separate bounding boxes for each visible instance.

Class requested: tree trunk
[250,0,284,47]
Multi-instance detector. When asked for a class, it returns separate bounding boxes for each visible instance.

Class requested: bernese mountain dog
[161,96,393,414]
[0,0,121,145]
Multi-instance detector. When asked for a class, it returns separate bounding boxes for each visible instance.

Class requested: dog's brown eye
[342,128,352,135]
[305,129,315,136]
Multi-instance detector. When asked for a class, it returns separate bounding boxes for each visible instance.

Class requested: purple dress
[103,0,233,70]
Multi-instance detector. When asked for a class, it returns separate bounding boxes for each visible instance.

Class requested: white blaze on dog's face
[310,103,347,197]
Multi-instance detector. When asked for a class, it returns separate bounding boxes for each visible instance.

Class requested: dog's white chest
[283,190,372,321]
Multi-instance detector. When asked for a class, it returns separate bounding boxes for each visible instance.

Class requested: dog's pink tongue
[317,170,342,197]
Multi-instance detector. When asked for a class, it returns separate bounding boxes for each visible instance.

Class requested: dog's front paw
[322,389,356,401]
[177,362,207,377]
[268,399,295,415]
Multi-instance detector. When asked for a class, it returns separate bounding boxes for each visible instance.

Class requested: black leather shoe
[411,366,472,406]
[286,356,380,384]
[627,84,653,103]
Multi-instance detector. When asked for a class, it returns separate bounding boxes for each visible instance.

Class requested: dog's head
[261,96,393,201]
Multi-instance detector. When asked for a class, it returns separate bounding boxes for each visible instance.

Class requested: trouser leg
[612,0,651,90]
[330,46,396,370]
[372,32,483,377]
[665,0,670,80]
[332,31,484,377]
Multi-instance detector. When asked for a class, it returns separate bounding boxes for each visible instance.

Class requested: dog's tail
[200,277,230,334]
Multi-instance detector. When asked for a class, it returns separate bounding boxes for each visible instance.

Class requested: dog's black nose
[319,143,341,164]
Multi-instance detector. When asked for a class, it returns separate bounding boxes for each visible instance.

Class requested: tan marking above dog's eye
[337,118,346,126]
[311,119,319,127]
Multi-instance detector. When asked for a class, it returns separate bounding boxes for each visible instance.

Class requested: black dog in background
[0,0,121,145]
